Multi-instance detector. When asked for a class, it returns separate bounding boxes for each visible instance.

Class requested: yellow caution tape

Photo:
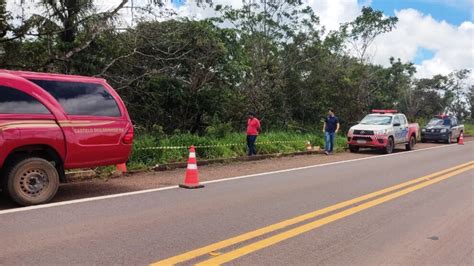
[136,140,308,151]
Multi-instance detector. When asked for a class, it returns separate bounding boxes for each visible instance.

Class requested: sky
[6,0,474,82]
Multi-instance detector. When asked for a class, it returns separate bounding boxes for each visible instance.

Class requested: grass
[463,123,474,136]
[128,131,347,170]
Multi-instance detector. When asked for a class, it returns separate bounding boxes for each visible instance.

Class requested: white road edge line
[0,142,471,215]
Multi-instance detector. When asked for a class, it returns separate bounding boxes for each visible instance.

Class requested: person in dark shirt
[322,109,340,155]
[247,112,261,156]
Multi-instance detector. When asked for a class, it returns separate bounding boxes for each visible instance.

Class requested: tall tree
[339,7,398,113]
[216,0,319,128]
[341,6,398,63]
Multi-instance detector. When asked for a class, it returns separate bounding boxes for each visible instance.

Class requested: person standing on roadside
[247,112,261,156]
[323,109,340,155]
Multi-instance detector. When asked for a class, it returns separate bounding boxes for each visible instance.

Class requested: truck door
[451,117,459,139]
[399,115,409,143]
[393,115,407,144]
[0,81,67,166]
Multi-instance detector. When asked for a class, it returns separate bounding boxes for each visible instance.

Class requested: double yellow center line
[151,161,473,265]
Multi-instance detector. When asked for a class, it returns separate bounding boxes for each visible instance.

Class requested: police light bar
[435,114,448,118]
[371,109,398,114]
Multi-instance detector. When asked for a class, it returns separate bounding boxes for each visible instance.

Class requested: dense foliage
[1,0,472,135]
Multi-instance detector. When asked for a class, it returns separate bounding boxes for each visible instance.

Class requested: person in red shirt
[247,112,261,156]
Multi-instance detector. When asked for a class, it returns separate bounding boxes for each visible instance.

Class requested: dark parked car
[421,115,464,144]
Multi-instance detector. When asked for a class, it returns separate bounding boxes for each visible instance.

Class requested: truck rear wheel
[4,158,59,206]
[384,137,394,154]
[405,135,416,151]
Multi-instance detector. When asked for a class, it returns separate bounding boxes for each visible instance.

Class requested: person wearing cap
[247,112,261,156]
[323,109,340,155]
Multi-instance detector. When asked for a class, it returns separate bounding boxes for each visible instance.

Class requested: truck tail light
[122,126,134,144]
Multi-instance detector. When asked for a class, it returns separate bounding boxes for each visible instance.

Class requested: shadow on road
[354,142,450,155]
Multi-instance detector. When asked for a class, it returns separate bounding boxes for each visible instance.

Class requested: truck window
[400,115,407,125]
[29,79,121,117]
[0,86,50,114]
[393,116,401,125]
[451,117,457,126]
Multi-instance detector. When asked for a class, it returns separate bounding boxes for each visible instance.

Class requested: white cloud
[175,0,243,19]
[370,8,474,81]
[306,0,361,32]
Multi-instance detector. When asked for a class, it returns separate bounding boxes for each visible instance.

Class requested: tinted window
[0,86,50,114]
[29,79,121,117]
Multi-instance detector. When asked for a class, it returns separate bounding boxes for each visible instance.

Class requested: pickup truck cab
[421,115,464,144]
[0,70,134,206]
[347,110,419,154]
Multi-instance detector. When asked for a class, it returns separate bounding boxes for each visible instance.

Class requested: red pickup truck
[0,70,134,206]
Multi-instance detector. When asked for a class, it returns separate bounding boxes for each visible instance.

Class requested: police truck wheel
[349,145,359,153]
[446,133,452,144]
[405,135,415,151]
[5,158,59,206]
[384,137,394,154]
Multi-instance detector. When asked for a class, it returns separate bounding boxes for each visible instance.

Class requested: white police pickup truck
[347,110,420,154]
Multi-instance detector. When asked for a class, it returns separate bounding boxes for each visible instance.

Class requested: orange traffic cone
[116,163,127,173]
[458,132,464,145]
[179,146,204,189]
[306,141,312,151]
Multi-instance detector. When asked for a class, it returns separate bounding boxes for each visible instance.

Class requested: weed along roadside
[128,131,347,170]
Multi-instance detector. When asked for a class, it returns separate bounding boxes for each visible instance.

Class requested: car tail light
[122,126,134,144]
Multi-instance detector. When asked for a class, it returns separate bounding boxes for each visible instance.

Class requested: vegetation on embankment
[128,131,346,170]
[127,122,474,170]
[463,123,474,136]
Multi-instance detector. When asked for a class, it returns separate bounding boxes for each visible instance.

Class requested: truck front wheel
[384,137,394,154]
[4,158,59,206]
[446,133,452,144]
[349,145,359,153]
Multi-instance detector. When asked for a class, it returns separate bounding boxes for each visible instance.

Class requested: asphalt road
[0,143,472,265]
